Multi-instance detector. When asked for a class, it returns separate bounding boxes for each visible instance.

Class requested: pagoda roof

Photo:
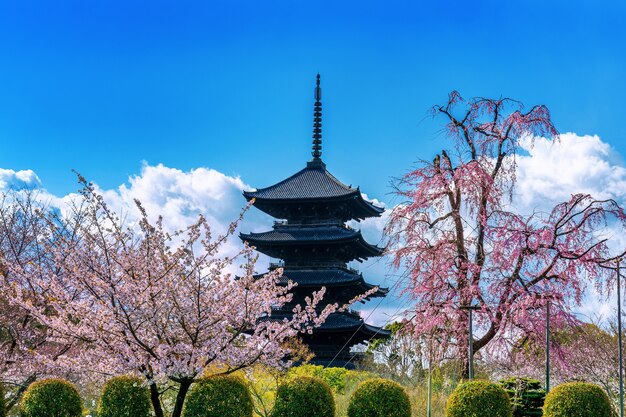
[313,312,390,337]
[274,269,388,297]
[268,311,390,338]
[243,163,384,217]
[244,163,357,200]
[240,225,384,259]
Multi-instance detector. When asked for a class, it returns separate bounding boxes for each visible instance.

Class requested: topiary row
[446,379,613,417]
[9,373,412,417]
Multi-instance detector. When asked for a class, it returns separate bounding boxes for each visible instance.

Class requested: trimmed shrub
[183,375,253,417]
[20,378,82,417]
[499,377,545,417]
[98,375,152,417]
[347,378,411,417]
[543,382,612,417]
[271,376,335,417]
[446,380,512,417]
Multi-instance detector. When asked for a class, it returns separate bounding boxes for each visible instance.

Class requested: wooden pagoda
[240,75,389,368]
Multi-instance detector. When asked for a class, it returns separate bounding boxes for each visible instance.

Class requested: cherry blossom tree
[385,92,626,378]
[6,178,337,417]
[0,189,76,411]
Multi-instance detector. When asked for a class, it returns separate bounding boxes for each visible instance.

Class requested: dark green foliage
[543,382,612,417]
[446,380,512,417]
[347,378,411,417]
[98,375,152,417]
[183,375,253,417]
[0,383,6,417]
[499,377,546,417]
[19,378,82,417]
[270,376,335,417]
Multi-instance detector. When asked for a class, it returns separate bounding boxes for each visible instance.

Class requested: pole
[427,335,432,417]
[618,260,624,417]
[427,360,433,417]
[546,299,550,393]
[469,308,474,380]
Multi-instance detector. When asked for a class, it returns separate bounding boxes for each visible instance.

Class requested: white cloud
[511,133,626,322]
[514,133,626,213]
[0,168,42,190]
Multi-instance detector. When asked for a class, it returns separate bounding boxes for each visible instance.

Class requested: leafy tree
[363,322,424,385]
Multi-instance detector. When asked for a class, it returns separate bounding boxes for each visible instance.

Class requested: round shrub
[446,380,512,417]
[20,378,82,417]
[98,375,152,417]
[183,375,253,417]
[347,378,411,417]
[271,376,335,417]
[543,382,612,417]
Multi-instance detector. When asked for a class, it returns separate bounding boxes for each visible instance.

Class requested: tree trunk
[171,379,193,417]
[149,382,165,417]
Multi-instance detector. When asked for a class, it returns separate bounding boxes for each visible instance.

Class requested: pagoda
[240,75,389,368]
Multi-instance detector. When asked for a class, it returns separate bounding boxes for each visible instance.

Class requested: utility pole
[546,299,550,393]
[460,304,480,379]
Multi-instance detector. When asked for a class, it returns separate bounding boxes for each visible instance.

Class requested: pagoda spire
[311,73,323,163]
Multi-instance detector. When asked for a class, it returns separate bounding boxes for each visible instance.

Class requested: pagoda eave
[244,192,383,220]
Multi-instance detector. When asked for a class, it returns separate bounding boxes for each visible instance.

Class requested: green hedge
[543,382,612,417]
[98,375,152,417]
[499,377,545,417]
[19,378,82,417]
[446,380,512,417]
[271,376,335,417]
[347,378,411,417]
[183,375,253,417]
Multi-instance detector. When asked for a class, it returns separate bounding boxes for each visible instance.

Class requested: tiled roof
[268,311,390,336]
[281,269,364,285]
[279,269,387,295]
[241,225,359,243]
[243,165,358,200]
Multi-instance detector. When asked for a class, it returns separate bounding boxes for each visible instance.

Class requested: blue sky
[1,0,625,200]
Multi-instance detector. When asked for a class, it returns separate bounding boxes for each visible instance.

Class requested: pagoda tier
[240,74,389,368]
[254,267,388,306]
[268,310,385,369]
[240,224,383,263]
[243,162,384,222]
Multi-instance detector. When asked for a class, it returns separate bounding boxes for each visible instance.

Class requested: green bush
[499,377,545,417]
[543,382,612,417]
[98,375,152,417]
[271,376,335,417]
[287,364,364,394]
[183,375,253,417]
[20,378,82,417]
[347,378,411,417]
[446,380,512,417]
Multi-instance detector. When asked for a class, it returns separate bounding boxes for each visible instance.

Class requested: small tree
[386,92,626,377]
[98,376,152,417]
[543,382,612,417]
[20,378,82,417]
[347,379,411,417]
[271,376,335,417]
[183,376,253,417]
[447,380,512,417]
